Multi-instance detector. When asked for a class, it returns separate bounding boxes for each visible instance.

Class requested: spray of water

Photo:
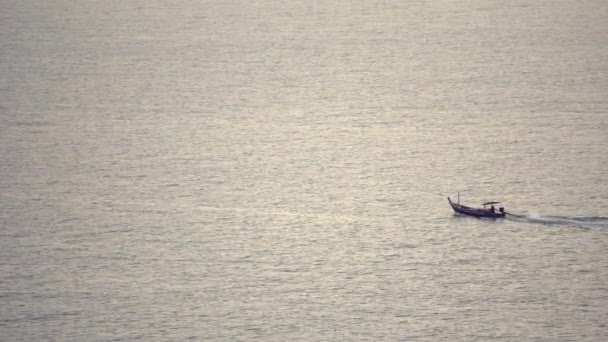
[506,212,608,229]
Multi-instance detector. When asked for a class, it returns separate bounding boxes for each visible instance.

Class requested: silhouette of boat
[448,194,505,218]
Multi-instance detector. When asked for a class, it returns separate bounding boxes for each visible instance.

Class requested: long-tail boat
[448,194,505,218]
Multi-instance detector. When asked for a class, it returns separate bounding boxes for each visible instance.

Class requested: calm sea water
[1,1,607,341]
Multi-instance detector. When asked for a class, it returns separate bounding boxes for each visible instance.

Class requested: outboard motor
[499,207,505,213]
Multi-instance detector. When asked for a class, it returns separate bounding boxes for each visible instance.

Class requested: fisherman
[490,205,495,212]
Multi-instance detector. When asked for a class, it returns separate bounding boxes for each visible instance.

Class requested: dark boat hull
[448,197,505,218]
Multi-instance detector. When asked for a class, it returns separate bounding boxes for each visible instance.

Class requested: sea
[1,1,607,341]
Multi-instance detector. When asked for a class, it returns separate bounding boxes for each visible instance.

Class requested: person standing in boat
[490,205,495,213]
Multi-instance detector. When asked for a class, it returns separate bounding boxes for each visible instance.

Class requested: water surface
[1,1,607,340]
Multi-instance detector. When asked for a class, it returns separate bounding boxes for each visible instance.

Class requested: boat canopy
[482,201,501,205]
